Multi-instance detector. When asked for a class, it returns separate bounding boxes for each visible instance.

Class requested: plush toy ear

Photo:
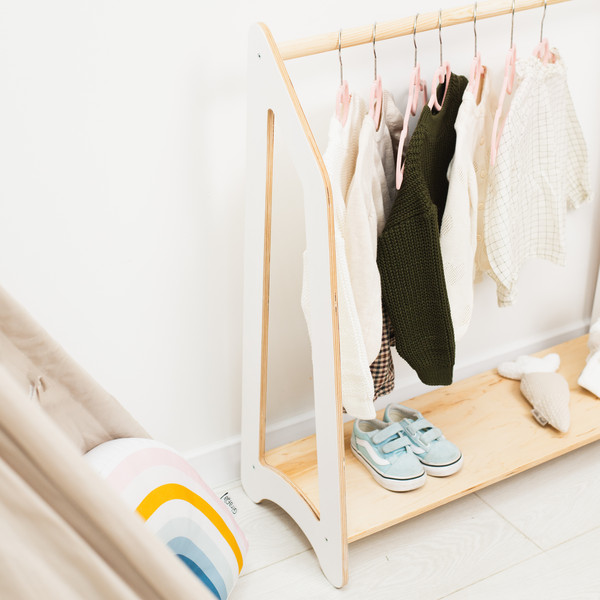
[497,353,560,380]
[520,372,570,433]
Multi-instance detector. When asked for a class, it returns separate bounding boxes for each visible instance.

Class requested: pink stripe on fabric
[105,447,247,550]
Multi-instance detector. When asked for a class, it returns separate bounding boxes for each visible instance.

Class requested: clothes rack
[240,0,596,589]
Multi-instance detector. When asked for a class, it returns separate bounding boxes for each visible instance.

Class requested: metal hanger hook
[438,9,443,66]
[473,2,478,57]
[372,22,378,80]
[413,13,419,68]
[338,29,343,85]
[510,0,516,48]
[540,0,547,42]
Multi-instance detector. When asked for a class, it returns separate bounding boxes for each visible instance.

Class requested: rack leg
[241,22,348,588]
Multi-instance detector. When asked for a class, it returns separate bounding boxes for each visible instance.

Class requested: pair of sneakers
[350,404,463,492]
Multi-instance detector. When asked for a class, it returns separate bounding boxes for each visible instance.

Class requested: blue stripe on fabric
[155,517,235,592]
[169,537,227,600]
[176,554,221,599]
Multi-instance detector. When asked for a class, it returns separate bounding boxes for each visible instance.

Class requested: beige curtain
[0,288,213,600]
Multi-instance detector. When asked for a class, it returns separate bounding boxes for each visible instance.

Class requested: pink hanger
[335,30,351,126]
[368,22,383,130]
[532,2,555,64]
[396,13,428,189]
[468,3,486,99]
[533,38,552,64]
[490,0,517,166]
[428,9,451,111]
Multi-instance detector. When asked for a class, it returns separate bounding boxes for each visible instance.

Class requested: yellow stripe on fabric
[136,483,243,572]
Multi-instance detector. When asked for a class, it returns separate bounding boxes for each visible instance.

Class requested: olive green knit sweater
[377,73,468,385]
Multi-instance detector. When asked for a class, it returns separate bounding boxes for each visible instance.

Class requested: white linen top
[440,72,496,340]
[301,94,376,419]
[485,52,590,306]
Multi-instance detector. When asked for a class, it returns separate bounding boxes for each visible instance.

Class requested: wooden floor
[221,392,600,599]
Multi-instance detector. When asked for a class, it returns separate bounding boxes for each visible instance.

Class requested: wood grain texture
[277,0,572,60]
[444,527,600,600]
[230,494,540,600]
[476,440,600,550]
[265,335,600,543]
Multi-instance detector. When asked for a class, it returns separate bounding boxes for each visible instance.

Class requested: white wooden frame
[240,23,348,587]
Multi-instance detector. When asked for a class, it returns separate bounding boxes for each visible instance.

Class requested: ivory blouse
[440,72,496,340]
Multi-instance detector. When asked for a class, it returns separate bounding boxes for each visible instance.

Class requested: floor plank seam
[435,549,545,600]
[474,491,545,551]
[437,525,600,599]
[536,522,600,553]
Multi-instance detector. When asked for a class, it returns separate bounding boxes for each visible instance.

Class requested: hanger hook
[372,22,377,80]
[438,9,443,66]
[511,0,516,48]
[473,2,478,57]
[540,0,547,42]
[413,14,419,68]
[338,29,343,86]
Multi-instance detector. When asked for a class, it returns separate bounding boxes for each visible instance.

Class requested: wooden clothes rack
[240,0,595,588]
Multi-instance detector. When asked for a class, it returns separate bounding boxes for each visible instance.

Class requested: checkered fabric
[485,52,590,307]
[370,305,396,400]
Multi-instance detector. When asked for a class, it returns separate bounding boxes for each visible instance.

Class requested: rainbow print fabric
[84,438,248,599]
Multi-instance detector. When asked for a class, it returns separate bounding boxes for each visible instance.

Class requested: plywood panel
[265,335,600,543]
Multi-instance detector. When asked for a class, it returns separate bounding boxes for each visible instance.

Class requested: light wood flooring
[220,439,600,599]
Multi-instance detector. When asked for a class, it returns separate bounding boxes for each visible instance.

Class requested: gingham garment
[370,305,395,399]
[484,52,590,306]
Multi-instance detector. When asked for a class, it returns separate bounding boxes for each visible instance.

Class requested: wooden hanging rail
[278,0,572,61]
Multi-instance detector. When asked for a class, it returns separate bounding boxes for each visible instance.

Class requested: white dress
[440,73,496,340]
[485,52,590,306]
[301,94,376,419]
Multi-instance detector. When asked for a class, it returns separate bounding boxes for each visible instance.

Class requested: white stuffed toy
[498,353,570,433]
[578,319,600,398]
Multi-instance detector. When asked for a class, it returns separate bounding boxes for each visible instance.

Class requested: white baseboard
[185,320,590,489]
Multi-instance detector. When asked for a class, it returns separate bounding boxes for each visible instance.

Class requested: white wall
[0,0,598,484]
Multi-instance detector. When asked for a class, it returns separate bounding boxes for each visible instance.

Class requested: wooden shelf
[265,335,600,543]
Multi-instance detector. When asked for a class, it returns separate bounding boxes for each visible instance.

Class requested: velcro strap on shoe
[372,422,403,445]
[381,436,411,454]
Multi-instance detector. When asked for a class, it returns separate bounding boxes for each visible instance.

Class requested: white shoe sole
[421,454,463,477]
[350,444,427,492]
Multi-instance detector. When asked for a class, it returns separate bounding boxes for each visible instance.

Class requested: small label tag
[219,492,238,515]
[531,408,548,427]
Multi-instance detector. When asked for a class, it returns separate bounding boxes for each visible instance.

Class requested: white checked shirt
[485,51,590,307]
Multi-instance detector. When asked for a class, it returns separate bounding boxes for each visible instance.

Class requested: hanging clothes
[440,71,496,340]
[484,51,590,307]
[370,91,404,399]
[344,108,388,365]
[374,91,405,220]
[301,94,376,419]
[377,73,468,386]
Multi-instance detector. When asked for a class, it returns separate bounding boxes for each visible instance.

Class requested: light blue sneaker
[350,419,426,492]
[383,404,463,477]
